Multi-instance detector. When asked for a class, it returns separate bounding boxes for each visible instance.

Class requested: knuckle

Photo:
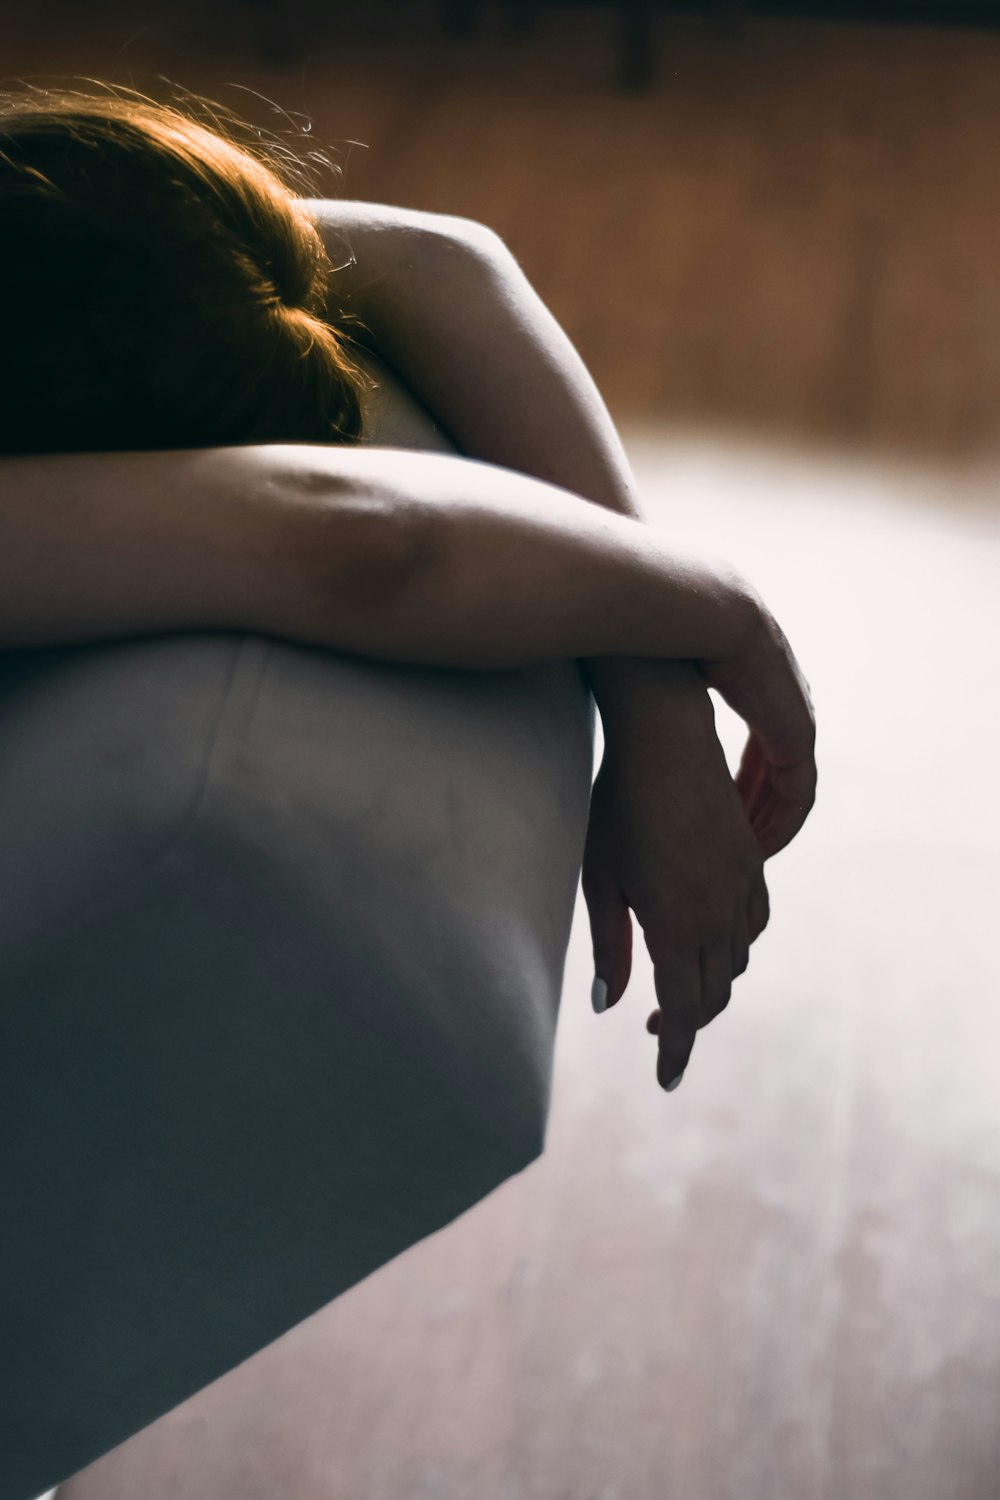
[707,912,736,947]
[689,895,733,942]
[645,924,689,963]
[699,990,732,1030]
[748,898,769,942]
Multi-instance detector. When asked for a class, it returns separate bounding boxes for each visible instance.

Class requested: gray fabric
[0,355,596,1500]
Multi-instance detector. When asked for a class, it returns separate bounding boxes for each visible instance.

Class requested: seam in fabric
[2,634,271,994]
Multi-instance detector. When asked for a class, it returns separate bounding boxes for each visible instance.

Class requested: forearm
[0,441,755,667]
[279,445,754,670]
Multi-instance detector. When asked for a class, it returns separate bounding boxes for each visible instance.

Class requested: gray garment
[0,355,595,1500]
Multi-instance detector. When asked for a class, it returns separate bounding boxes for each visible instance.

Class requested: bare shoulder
[296,197,502,352]
[298,197,499,255]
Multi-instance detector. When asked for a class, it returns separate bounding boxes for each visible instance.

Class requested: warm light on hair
[0,78,377,454]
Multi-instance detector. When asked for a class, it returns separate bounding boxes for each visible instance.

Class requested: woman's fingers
[737,733,819,860]
[700,609,817,856]
[651,946,701,1089]
[736,733,770,826]
[699,942,733,1026]
[645,890,762,1047]
[731,897,751,978]
[583,877,633,1012]
[752,754,818,858]
[645,940,733,1041]
[748,871,770,942]
[649,936,735,1087]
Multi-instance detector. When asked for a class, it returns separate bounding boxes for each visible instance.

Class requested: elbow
[252,454,433,654]
[310,499,433,657]
[435,212,511,269]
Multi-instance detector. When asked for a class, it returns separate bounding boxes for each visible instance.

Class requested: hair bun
[0,82,377,453]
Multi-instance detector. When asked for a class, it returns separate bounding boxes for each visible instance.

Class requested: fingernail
[591,975,608,1014]
[664,1071,685,1092]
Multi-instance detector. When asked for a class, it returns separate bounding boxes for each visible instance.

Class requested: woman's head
[0,80,376,454]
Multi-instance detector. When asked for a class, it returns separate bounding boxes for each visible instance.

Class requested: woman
[0,79,816,1094]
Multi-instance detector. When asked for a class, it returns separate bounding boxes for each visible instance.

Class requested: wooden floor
[7,5,1000,1498]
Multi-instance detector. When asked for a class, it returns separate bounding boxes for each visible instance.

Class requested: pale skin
[0,200,817,1092]
[303,200,816,1088]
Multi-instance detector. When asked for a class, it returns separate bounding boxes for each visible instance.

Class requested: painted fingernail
[591,976,608,1013]
[664,1071,685,1092]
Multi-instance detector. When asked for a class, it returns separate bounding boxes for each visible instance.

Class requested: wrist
[584,655,717,749]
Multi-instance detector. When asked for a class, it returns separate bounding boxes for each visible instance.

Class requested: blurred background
[9,3,1000,1498]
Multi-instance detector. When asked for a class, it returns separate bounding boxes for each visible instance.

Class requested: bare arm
[304,199,723,725]
[0,202,809,775]
[302,198,641,515]
[306,201,816,850]
[0,438,756,663]
[304,202,818,1092]
[0,433,815,786]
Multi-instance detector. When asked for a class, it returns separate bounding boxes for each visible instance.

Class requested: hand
[733,728,817,862]
[699,592,818,861]
[581,672,770,1092]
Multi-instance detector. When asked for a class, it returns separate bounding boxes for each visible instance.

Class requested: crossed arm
[0,199,816,1088]
[301,198,720,722]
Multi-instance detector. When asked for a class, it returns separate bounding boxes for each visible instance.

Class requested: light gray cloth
[0,355,596,1500]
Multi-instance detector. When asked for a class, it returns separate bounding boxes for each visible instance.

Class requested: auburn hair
[0,79,377,455]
